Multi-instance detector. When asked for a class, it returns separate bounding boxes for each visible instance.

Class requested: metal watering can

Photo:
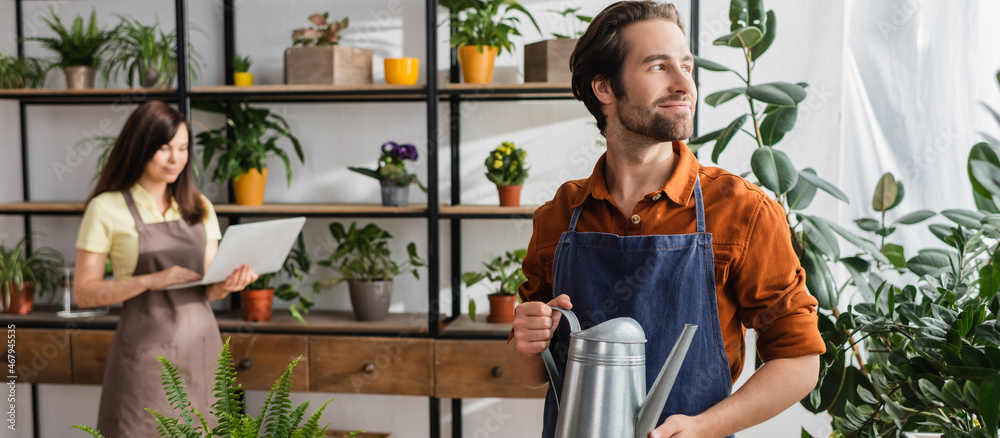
[541,307,698,438]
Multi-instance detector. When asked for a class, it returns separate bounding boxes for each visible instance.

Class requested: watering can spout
[634,324,698,438]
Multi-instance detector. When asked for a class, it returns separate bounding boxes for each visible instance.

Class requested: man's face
[613,19,697,142]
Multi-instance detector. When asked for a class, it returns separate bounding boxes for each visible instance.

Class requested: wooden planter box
[284,45,373,86]
[524,39,578,83]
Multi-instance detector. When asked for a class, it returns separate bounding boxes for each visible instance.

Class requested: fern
[262,357,300,435]
[70,425,106,438]
[278,401,311,437]
[157,357,199,430]
[146,409,199,438]
[293,399,333,438]
[211,339,244,437]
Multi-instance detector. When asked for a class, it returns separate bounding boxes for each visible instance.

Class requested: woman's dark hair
[570,1,685,135]
[88,100,205,225]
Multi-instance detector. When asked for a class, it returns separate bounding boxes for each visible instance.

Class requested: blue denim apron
[541,177,734,438]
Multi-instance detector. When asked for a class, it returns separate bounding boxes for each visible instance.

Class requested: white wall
[12,0,986,436]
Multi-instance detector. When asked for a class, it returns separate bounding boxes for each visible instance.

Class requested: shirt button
[651,193,662,201]
[631,214,641,224]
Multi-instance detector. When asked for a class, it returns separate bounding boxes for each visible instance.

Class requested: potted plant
[73,338,362,438]
[101,15,203,88]
[462,249,526,323]
[193,99,305,206]
[27,7,115,89]
[524,8,591,83]
[233,52,253,86]
[0,237,64,315]
[313,222,425,322]
[240,234,313,324]
[439,0,541,84]
[485,141,528,206]
[285,12,372,86]
[348,141,427,207]
[0,51,47,89]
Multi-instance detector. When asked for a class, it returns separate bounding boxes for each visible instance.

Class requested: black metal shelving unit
[3,1,702,436]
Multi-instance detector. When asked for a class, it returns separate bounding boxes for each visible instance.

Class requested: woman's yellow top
[76,184,222,279]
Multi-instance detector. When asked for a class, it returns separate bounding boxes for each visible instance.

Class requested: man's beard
[616,89,694,142]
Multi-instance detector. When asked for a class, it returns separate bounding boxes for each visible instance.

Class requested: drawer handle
[362,363,375,374]
[491,366,503,378]
[238,359,252,370]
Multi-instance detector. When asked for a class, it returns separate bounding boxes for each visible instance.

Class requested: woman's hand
[147,266,202,291]
[206,264,259,301]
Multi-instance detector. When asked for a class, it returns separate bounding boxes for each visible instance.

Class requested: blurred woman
[73,100,258,437]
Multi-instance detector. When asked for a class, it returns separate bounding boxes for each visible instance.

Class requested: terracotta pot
[234,72,254,87]
[458,45,499,84]
[348,280,393,322]
[497,185,522,207]
[240,289,274,322]
[3,282,34,315]
[63,66,95,90]
[487,293,516,323]
[380,181,410,207]
[233,168,268,206]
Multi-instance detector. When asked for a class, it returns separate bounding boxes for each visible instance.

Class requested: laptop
[165,216,307,290]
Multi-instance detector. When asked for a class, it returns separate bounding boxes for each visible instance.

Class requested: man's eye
[652,64,665,71]
[682,65,692,72]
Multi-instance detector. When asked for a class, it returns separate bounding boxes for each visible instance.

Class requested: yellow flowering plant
[485,141,528,186]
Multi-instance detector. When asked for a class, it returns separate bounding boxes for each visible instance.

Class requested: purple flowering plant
[349,141,427,191]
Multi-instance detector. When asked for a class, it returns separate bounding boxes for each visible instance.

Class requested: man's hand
[511,294,573,357]
[650,414,709,438]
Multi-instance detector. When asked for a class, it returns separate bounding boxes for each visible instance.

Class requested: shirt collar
[571,141,700,209]
[130,184,180,218]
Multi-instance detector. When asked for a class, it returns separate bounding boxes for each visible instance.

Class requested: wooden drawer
[71,330,114,384]
[310,336,433,395]
[435,340,547,399]
[6,328,72,384]
[222,332,308,391]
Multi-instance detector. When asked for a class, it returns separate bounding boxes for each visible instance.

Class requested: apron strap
[567,204,584,232]
[121,190,146,229]
[693,176,706,234]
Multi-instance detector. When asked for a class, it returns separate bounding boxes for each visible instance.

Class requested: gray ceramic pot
[63,66,95,89]
[380,181,410,207]
[348,280,393,321]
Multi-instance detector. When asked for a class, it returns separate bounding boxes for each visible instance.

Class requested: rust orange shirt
[518,141,825,382]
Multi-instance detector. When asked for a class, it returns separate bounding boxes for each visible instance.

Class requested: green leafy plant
[292,13,349,46]
[73,338,362,437]
[27,7,115,69]
[233,53,252,73]
[313,222,426,290]
[247,234,315,325]
[547,7,592,39]
[348,141,426,190]
[462,249,526,321]
[101,14,203,88]
[0,51,47,89]
[800,74,1000,437]
[439,0,541,56]
[193,99,304,187]
[485,141,528,186]
[0,237,65,307]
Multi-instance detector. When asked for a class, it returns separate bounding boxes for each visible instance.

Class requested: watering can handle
[540,306,580,408]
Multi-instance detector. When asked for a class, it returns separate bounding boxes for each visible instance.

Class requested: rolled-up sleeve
[730,196,826,361]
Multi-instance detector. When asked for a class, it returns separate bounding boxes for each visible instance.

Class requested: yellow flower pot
[384,57,420,85]
[458,45,499,84]
[234,72,254,87]
[233,168,268,205]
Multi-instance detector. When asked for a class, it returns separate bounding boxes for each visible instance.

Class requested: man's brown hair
[570,1,685,135]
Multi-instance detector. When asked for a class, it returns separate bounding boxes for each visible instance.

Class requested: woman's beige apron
[96,191,222,437]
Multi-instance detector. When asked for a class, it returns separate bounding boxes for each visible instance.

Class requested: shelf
[0,87,177,104]
[0,306,429,336]
[0,202,427,218]
[440,82,574,101]
[439,204,537,219]
[190,84,427,103]
[440,314,513,339]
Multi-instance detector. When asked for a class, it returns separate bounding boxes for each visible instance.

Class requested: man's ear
[592,76,615,105]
